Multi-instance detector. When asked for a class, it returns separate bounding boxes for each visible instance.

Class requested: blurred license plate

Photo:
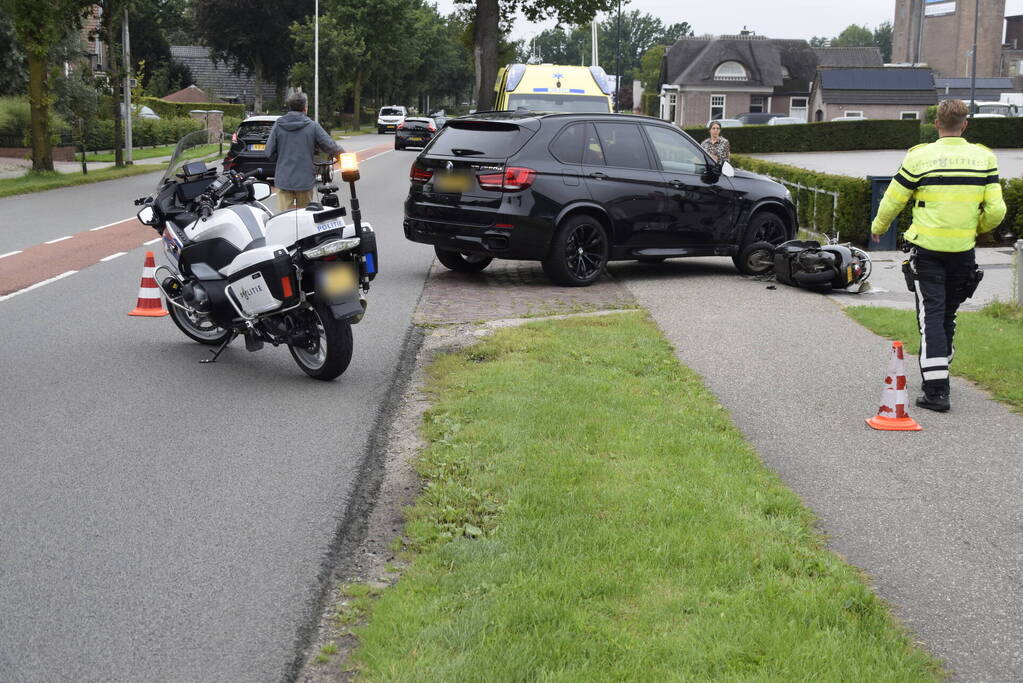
[249,143,265,151]
[318,264,357,297]
[435,173,471,193]
[408,137,423,142]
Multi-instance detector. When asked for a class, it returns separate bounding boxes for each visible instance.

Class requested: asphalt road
[0,135,434,681]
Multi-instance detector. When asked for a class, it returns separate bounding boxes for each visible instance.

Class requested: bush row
[139,96,246,119]
[684,119,922,154]
[79,117,204,151]
[733,154,1023,245]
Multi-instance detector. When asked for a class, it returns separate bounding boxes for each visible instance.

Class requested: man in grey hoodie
[265,91,344,212]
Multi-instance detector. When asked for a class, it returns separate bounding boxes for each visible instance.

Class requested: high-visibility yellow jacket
[870,136,1006,252]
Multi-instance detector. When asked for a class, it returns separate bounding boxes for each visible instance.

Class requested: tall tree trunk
[473,0,499,111]
[108,22,124,168]
[253,61,263,114]
[352,65,361,131]
[27,53,54,172]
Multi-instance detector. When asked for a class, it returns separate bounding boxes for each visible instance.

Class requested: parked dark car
[404,112,796,286]
[735,112,783,125]
[395,117,438,150]
[223,115,280,179]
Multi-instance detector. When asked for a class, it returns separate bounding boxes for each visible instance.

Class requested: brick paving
[413,259,637,325]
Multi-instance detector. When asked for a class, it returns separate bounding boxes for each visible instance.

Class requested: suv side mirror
[720,161,735,178]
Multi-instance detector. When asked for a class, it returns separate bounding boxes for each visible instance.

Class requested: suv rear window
[237,121,274,140]
[427,121,535,158]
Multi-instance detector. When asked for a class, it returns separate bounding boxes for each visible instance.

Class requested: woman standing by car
[701,121,731,164]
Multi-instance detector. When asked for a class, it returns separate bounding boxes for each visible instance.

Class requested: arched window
[714,61,747,81]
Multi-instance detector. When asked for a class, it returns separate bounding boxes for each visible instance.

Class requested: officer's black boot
[916,381,950,412]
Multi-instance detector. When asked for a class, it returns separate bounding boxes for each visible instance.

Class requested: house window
[750,96,765,113]
[666,92,677,123]
[710,95,726,121]
[845,110,864,117]
[790,97,808,121]
[900,111,920,120]
[714,61,747,81]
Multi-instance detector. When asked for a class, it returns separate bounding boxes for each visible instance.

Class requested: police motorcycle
[739,237,872,293]
[134,130,378,380]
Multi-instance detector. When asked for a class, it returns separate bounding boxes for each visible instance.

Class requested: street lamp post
[969,0,979,114]
[614,0,622,113]
[314,0,319,124]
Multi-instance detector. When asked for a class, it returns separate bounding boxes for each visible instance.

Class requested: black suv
[223,115,280,179]
[404,112,796,286]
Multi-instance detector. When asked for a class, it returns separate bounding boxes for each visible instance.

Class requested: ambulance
[494,64,615,113]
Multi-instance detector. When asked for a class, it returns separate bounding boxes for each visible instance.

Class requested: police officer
[870,99,1006,412]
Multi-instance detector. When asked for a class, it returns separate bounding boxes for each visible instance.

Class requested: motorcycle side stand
[200,331,238,364]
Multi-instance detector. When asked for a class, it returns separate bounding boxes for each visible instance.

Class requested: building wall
[809,92,929,121]
[678,91,788,127]
[893,0,1006,77]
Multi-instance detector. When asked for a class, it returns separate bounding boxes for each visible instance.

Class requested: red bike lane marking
[0,143,396,298]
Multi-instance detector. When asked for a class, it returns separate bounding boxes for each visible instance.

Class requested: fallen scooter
[738,238,872,293]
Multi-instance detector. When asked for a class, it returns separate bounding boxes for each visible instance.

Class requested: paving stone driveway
[413,259,636,325]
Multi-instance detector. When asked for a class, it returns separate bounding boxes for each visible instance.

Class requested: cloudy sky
[434,0,1023,42]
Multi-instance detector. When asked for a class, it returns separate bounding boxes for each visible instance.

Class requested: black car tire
[434,246,493,272]
[377,127,384,134]
[394,140,403,150]
[542,214,608,287]
[732,211,789,273]
[735,240,776,276]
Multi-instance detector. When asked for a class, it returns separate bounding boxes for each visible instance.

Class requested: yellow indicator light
[339,153,359,173]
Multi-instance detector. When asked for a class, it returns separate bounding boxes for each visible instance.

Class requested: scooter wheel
[735,241,776,276]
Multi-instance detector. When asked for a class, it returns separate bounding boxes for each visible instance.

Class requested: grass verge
[78,143,220,162]
[0,164,164,198]
[347,312,941,680]
[847,301,1023,411]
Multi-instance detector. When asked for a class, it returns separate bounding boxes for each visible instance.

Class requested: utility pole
[969,0,979,115]
[314,0,319,124]
[614,0,622,112]
[591,20,598,67]
[122,5,133,164]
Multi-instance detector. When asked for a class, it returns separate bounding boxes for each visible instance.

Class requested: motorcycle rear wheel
[168,301,232,345]
[288,301,354,381]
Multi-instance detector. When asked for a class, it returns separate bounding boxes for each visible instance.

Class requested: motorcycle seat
[243,238,266,251]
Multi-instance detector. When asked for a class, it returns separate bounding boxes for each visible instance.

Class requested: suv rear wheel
[542,214,608,287]
[434,246,493,272]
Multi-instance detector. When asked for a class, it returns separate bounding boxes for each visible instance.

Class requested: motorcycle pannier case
[225,247,299,316]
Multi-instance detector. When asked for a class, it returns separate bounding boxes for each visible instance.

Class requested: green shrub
[925,105,937,123]
[0,96,66,146]
[138,96,245,119]
[962,117,1023,148]
[223,116,242,136]
[919,123,938,143]
[684,119,920,154]
[80,116,203,151]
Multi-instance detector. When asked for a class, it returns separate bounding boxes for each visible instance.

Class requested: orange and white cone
[128,251,168,317]
[866,341,922,431]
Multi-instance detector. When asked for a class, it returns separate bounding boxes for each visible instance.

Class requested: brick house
[808,67,937,121]
[169,46,276,108]
[657,33,883,128]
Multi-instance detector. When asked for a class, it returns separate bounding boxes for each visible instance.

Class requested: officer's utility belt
[901,246,984,299]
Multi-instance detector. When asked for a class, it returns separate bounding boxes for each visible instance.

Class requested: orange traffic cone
[866,341,922,431]
[128,251,169,317]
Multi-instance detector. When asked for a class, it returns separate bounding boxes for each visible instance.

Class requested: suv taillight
[427,125,436,132]
[397,122,405,130]
[477,167,536,192]
[410,163,432,183]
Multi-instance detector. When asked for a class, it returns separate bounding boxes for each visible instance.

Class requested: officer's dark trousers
[911,246,976,396]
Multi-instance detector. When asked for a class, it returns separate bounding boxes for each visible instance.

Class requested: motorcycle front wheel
[288,301,354,381]
[168,302,232,345]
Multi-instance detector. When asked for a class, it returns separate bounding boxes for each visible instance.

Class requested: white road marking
[0,250,23,259]
[44,236,72,244]
[0,270,78,303]
[361,150,392,162]
[100,252,126,262]
[90,219,130,231]
[144,237,161,245]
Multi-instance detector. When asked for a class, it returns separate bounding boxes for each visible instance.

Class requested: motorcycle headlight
[303,237,360,260]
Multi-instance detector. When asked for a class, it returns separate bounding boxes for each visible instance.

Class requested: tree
[596,11,692,83]
[457,0,618,111]
[873,21,893,63]
[808,36,829,47]
[0,13,27,96]
[830,24,875,47]
[2,0,89,171]
[194,0,313,113]
[637,44,665,96]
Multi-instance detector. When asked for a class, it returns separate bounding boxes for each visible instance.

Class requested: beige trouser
[277,188,313,212]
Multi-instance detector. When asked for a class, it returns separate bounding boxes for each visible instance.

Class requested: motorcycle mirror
[136,205,157,225]
[251,182,272,201]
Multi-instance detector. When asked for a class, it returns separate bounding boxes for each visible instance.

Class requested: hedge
[139,96,245,119]
[733,154,1023,245]
[684,119,921,154]
[80,117,203,151]
[961,117,1023,148]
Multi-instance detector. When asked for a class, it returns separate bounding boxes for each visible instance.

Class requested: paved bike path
[615,258,1023,681]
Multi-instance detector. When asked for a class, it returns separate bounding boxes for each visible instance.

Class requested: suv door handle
[668,179,685,189]
[588,172,607,180]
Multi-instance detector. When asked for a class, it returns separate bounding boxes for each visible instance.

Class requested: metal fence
[764,176,841,240]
